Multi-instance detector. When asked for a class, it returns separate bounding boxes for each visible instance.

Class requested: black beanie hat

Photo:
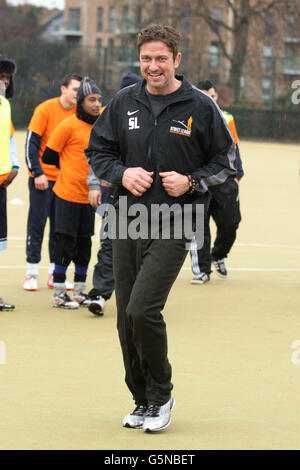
[77,76,102,106]
[0,55,16,99]
[76,76,102,124]
[120,72,141,90]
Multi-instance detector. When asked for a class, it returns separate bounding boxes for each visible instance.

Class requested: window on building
[69,8,80,31]
[261,78,272,100]
[96,38,102,58]
[262,45,273,70]
[209,42,220,67]
[210,8,222,34]
[107,38,114,64]
[285,14,296,38]
[181,38,190,66]
[136,5,142,28]
[180,4,191,33]
[97,7,103,32]
[264,11,275,37]
[107,69,113,85]
[122,4,129,27]
[284,43,294,70]
[154,3,160,23]
[109,6,115,33]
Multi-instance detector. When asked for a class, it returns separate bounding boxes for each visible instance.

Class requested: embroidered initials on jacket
[128,116,140,130]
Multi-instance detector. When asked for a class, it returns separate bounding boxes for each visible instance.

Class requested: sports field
[0,132,299,450]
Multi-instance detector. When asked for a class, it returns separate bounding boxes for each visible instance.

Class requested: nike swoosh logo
[127,110,139,116]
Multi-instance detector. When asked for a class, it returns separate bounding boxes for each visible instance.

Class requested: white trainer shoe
[122,404,148,429]
[88,296,106,316]
[52,292,79,309]
[143,397,175,432]
[190,272,210,284]
[212,259,228,278]
[23,275,38,291]
[72,282,90,307]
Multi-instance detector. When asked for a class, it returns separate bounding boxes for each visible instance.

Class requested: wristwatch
[187,174,197,195]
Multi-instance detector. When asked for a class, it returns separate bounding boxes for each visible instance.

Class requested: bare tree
[113,0,295,102]
[182,0,290,102]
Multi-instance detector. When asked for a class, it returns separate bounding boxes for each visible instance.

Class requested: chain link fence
[2,39,299,141]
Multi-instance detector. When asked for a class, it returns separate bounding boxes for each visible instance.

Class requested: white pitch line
[182,267,300,272]
[235,243,300,249]
[7,238,300,250]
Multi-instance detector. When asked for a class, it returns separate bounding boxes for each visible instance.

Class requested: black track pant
[113,216,189,406]
[26,178,56,264]
[88,216,114,301]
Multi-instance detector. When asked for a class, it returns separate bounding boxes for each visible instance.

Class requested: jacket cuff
[89,184,101,191]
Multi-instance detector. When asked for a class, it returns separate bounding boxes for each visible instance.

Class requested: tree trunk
[231,0,250,103]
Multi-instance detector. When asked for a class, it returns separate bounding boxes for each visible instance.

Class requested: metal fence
[1,39,300,141]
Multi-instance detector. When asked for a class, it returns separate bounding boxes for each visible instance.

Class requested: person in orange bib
[24,73,82,292]
[42,77,102,309]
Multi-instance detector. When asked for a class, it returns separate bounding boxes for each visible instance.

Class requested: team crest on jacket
[170,116,193,137]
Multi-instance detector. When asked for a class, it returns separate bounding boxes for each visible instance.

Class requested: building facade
[58,0,300,106]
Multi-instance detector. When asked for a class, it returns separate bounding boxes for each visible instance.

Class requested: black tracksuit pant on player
[26,177,56,264]
[112,214,189,406]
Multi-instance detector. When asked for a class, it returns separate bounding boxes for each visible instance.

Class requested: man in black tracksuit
[86,24,236,432]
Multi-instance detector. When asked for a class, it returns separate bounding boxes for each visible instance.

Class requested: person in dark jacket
[190,79,243,284]
[86,24,236,433]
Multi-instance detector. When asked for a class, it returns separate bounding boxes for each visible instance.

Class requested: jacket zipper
[148,115,158,168]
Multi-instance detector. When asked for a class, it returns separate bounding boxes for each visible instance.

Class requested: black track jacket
[85,75,236,209]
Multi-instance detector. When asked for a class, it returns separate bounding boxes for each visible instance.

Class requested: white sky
[8,0,65,9]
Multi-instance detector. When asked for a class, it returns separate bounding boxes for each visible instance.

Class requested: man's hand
[122,167,154,197]
[1,169,18,189]
[160,171,189,197]
[88,189,101,208]
[34,174,48,191]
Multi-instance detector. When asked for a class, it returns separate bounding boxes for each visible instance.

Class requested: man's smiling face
[139,40,181,95]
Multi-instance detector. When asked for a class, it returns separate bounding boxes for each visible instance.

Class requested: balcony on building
[57,20,83,38]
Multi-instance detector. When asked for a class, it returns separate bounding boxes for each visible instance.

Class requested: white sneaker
[122,404,148,429]
[190,272,210,284]
[23,275,38,291]
[47,274,54,289]
[52,292,79,309]
[212,259,228,278]
[88,296,106,316]
[143,397,175,432]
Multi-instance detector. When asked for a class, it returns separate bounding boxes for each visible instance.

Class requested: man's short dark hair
[137,24,181,60]
[197,79,216,91]
[60,73,82,87]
